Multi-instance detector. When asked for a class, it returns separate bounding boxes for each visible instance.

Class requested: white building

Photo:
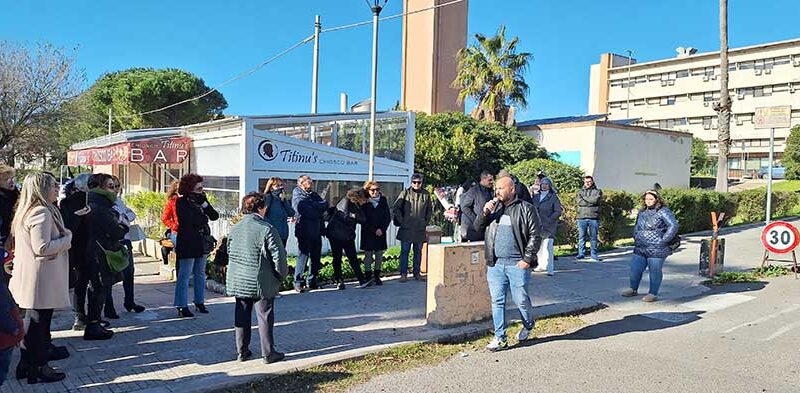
[588,38,800,177]
[518,115,692,193]
[67,111,416,255]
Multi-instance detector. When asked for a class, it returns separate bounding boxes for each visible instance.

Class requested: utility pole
[626,49,633,119]
[310,15,321,114]
[367,2,384,181]
[108,108,112,135]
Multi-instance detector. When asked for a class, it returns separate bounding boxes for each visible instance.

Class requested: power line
[113,0,466,121]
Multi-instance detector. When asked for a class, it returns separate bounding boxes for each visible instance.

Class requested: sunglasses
[369,188,381,192]
[411,181,422,184]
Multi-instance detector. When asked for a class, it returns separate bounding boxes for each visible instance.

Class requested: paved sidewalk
[1,219,781,392]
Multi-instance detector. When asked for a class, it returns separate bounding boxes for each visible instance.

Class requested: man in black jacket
[459,170,494,242]
[474,177,542,351]
[291,175,329,292]
[576,175,603,261]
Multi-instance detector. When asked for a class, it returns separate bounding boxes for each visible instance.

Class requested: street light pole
[311,15,321,114]
[368,1,384,181]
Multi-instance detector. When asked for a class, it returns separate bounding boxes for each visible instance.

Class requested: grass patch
[705,264,793,285]
[768,180,800,193]
[216,316,585,393]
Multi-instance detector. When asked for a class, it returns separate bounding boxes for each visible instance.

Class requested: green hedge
[508,158,585,195]
[731,189,800,223]
[660,189,737,233]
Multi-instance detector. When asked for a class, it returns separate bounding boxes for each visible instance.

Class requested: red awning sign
[67,137,190,166]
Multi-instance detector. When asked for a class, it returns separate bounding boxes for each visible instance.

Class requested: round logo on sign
[258,140,277,161]
[760,221,800,254]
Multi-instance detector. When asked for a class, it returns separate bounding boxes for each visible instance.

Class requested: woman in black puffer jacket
[326,189,371,289]
[622,189,678,303]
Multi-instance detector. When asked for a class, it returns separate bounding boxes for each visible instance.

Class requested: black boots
[194,303,209,314]
[23,364,66,384]
[177,307,194,318]
[373,270,383,286]
[124,303,146,313]
[84,322,114,341]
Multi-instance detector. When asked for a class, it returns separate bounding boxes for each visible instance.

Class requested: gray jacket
[576,185,603,219]
[392,187,433,243]
[531,191,563,239]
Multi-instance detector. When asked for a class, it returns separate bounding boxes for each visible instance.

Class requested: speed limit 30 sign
[761,221,800,254]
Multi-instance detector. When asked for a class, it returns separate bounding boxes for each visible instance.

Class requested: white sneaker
[516,327,532,341]
[485,337,508,351]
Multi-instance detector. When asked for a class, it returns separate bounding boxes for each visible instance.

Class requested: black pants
[234,297,275,356]
[75,267,106,322]
[106,240,136,310]
[20,309,53,368]
[329,237,366,283]
[295,236,322,286]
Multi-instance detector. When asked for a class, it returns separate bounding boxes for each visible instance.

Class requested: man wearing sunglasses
[391,173,432,282]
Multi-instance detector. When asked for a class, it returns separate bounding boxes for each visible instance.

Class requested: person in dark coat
[361,180,391,285]
[173,174,219,318]
[226,193,288,364]
[81,173,124,341]
[326,189,371,289]
[0,165,19,284]
[58,173,92,331]
[291,175,329,292]
[622,189,678,303]
[262,177,296,247]
[460,171,494,242]
[392,173,433,282]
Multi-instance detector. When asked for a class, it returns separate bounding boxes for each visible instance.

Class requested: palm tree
[453,25,531,126]
[714,0,731,192]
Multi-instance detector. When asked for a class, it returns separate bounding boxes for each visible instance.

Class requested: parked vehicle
[758,165,785,179]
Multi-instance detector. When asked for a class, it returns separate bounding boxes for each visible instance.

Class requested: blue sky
[1,0,798,121]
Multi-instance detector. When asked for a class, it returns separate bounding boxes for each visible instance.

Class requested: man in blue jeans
[576,176,603,261]
[474,176,542,351]
[392,173,433,282]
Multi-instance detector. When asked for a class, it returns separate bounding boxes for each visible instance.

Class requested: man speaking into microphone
[474,176,543,351]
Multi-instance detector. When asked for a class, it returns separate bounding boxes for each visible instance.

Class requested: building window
[774,56,791,66]
[648,74,662,82]
[634,99,645,106]
[659,96,676,106]
[739,61,755,70]
[676,70,689,78]
[773,83,790,93]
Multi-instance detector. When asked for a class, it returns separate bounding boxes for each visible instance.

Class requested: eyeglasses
[369,188,380,192]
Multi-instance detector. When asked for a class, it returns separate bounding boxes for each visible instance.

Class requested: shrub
[508,158,585,195]
[732,189,800,223]
[124,191,168,239]
[659,188,737,234]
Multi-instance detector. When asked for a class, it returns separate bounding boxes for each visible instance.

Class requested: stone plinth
[426,242,491,328]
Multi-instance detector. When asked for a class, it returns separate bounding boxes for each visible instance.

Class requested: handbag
[96,240,130,273]
[202,234,217,255]
[667,234,682,252]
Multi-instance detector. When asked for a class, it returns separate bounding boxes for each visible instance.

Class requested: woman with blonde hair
[9,172,72,384]
[361,180,391,285]
[262,177,295,246]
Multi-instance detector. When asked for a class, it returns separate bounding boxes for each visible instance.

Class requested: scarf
[369,195,381,208]
[89,187,117,203]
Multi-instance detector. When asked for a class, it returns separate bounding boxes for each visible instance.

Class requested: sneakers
[516,327,532,341]
[238,349,252,362]
[357,278,374,289]
[337,282,346,290]
[642,294,658,302]
[264,351,286,364]
[621,288,638,297]
[485,337,508,352]
[293,283,306,293]
[399,274,408,283]
[575,255,585,260]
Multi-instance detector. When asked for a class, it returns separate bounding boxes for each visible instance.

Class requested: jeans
[629,254,665,295]
[234,297,275,356]
[399,241,423,276]
[329,238,366,283]
[19,309,53,368]
[294,237,322,286]
[0,346,12,387]
[577,219,599,258]
[174,256,207,307]
[535,238,555,274]
[487,260,535,339]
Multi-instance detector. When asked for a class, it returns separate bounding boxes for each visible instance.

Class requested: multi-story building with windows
[588,38,800,177]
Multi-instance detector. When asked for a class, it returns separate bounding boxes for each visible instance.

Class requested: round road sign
[761,221,800,254]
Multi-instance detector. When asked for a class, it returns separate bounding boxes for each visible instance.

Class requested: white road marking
[680,293,755,313]
[722,304,800,333]
[763,320,800,341]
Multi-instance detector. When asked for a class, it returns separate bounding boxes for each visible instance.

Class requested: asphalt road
[350,276,800,393]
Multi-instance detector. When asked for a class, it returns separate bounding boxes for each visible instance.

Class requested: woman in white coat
[9,172,72,384]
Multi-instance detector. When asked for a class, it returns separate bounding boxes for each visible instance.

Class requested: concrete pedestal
[426,242,491,328]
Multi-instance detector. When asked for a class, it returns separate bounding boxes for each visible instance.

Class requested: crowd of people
[0,162,681,384]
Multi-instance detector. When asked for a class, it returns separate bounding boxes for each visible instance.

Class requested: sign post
[754,106,792,225]
[760,220,799,279]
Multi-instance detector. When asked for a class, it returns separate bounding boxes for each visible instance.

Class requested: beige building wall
[401,0,467,114]
[520,121,691,192]
[589,38,800,171]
